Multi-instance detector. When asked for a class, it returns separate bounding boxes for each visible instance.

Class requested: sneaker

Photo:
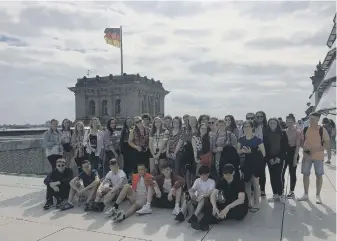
[325,160,331,164]
[286,192,295,199]
[316,195,322,204]
[174,212,185,222]
[43,201,53,210]
[261,191,266,198]
[280,195,286,203]
[297,194,309,202]
[268,194,280,202]
[191,222,209,231]
[136,205,152,215]
[187,214,198,224]
[114,210,125,223]
[172,206,180,215]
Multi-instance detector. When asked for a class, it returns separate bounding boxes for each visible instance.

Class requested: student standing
[43,119,63,170]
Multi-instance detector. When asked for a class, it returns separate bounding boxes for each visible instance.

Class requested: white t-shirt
[162,178,172,193]
[191,178,215,197]
[104,170,127,187]
[136,176,147,195]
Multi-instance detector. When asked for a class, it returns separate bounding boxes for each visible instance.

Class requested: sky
[0,1,336,124]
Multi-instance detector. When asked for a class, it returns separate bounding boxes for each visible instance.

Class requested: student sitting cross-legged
[92,159,128,212]
[43,158,73,210]
[60,160,100,211]
[183,165,215,224]
[136,163,185,215]
[109,163,154,223]
[191,164,249,231]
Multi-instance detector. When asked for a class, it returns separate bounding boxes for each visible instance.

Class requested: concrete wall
[0,138,50,175]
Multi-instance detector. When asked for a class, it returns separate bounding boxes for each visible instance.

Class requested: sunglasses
[256,115,264,119]
[57,164,65,167]
[246,117,255,120]
[209,122,215,124]
[135,120,142,124]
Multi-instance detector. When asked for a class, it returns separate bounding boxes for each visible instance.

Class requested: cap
[223,164,235,174]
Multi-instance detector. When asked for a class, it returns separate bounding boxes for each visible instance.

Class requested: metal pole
[120,26,123,75]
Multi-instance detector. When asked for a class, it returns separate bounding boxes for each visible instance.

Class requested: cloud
[0,1,334,124]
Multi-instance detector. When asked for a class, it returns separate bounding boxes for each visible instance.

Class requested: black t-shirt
[216,177,248,206]
[78,169,98,187]
[89,134,97,149]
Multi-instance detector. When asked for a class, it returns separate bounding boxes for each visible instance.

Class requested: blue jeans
[301,159,324,176]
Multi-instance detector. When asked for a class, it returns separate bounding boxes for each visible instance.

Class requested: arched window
[102,100,108,116]
[89,100,96,116]
[115,99,121,115]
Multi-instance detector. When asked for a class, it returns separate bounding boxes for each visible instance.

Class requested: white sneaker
[114,210,125,223]
[268,194,280,202]
[105,207,118,217]
[136,205,152,215]
[172,205,180,215]
[297,194,309,201]
[316,195,322,204]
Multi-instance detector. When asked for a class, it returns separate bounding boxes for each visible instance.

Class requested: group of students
[42,111,332,231]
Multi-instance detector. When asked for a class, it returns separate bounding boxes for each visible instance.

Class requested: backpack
[303,126,324,146]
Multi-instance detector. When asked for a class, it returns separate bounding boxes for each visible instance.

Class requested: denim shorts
[301,159,324,176]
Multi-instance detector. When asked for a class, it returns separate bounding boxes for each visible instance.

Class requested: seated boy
[179,165,215,224]
[92,159,127,212]
[136,163,185,215]
[110,163,154,222]
[43,158,73,210]
[60,160,100,211]
[192,164,248,231]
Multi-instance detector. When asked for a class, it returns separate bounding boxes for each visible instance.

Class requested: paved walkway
[0,157,335,241]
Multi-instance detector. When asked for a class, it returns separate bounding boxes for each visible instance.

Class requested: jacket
[131,173,153,191]
[44,168,73,186]
[83,129,104,157]
[155,173,185,192]
[43,129,63,157]
[263,130,288,161]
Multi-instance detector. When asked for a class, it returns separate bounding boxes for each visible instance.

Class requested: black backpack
[303,126,324,146]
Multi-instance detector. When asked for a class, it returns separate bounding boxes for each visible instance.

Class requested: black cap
[223,164,235,174]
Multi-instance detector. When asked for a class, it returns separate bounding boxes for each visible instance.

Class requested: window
[89,100,96,116]
[155,98,160,114]
[102,100,108,116]
[115,99,121,115]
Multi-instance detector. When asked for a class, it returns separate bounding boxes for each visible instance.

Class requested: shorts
[128,191,147,208]
[152,193,175,209]
[301,159,324,176]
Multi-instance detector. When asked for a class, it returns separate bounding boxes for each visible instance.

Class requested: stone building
[68,74,169,125]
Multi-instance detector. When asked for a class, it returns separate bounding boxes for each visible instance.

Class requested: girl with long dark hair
[283,114,300,198]
[71,121,86,174]
[166,116,184,175]
[43,119,63,169]
[225,115,239,138]
[120,117,134,179]
[149,116,169,175]
[128,116,150,172]
[103,117,120,175]
[263,118,288,202]
[192,123,212,173]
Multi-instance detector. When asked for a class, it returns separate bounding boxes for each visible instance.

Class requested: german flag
[104,28,121,48]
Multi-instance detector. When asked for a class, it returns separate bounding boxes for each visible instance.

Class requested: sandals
[60,202,74,211]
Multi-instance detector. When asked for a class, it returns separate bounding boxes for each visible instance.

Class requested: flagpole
[120,26,124,75]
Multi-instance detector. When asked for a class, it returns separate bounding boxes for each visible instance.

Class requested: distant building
[68,73,169,125]
[306,13,336,117]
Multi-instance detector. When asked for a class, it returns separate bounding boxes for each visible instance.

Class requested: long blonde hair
[89,117,101,130]
[72,121,85,141]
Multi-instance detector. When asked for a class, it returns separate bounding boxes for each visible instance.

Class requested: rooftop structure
[68,73,169,125]
[306,13,336,116]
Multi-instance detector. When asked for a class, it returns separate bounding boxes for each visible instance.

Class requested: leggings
[282,146,298,192]
[267,158,285,196]
[259,162,267,192]
[47,155,63,170]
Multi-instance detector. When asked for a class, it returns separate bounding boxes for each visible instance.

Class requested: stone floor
[0,157,335,241]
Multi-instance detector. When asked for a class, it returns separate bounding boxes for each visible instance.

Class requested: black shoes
[174,212,185,222]
[187,214,198,224]
[43,201,53,210]
[191,222,209,231]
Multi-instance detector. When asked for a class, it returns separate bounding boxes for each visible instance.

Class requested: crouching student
[180,166,215,224]
[136,163,185,215]
[109,163,154,223]
[43,158,73,210]
[92,159,127,212]
[192,164,248,231]
[60,160,100,211]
